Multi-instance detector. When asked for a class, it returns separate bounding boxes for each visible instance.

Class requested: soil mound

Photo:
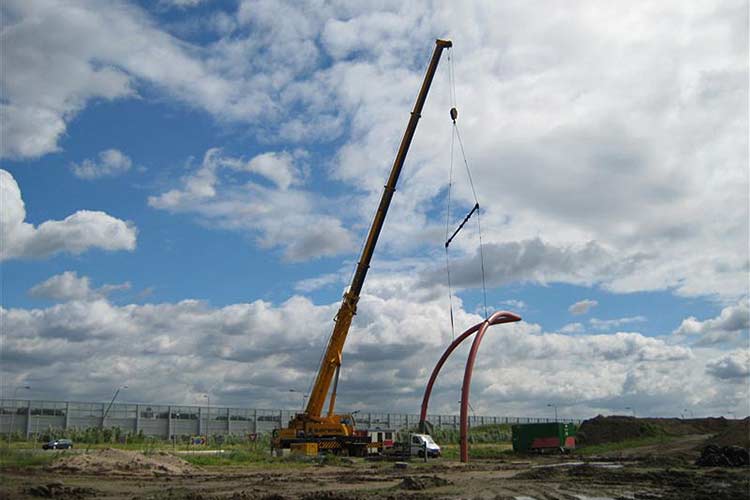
[399,475,451,490]
[49,448,198,476]
[696,445,750,467]
[25,482,98,499]
[576,416,659,445]
[577,415,744,446]
[706,418,750,448]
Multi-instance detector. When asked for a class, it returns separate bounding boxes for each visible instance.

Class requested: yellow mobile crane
[272,39,452,456]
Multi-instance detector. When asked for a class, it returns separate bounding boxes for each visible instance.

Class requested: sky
[1,0,748,420]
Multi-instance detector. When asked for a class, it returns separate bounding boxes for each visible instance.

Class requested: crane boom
[306,39,452,418]
[274,39,452,455]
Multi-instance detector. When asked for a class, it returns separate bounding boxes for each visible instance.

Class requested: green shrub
[0,448,57,469]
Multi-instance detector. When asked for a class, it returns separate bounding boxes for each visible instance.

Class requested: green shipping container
[512,423,577,452]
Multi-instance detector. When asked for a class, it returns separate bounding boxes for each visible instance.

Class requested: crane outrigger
[272,39,452,456]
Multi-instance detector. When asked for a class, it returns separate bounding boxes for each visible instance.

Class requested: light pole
[625,406,636,418]
[7,385,30,446]
[289,389,307,411]
[203,394,210,438]
[547,403,558,422]
[102,385,128,429]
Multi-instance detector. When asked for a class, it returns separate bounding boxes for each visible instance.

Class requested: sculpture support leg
[417,311,522,463]
[460,319,492,463]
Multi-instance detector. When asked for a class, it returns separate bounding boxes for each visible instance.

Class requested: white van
[410,433,441,457]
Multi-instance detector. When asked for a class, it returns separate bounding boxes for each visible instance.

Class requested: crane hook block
[450,107,458,122]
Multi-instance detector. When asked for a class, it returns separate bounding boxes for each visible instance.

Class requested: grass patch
[440,443,513,460]
[0,448,58,469]
[430,424,512,445]
[180,449,308,468]
[576,435,678,456]
[181,450,262,466]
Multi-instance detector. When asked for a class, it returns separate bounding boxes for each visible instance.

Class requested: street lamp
[7,385,30,446]
[289,389,308,411]
[547,403,558,422]
[102,385,128,428]
[625,406,636,418]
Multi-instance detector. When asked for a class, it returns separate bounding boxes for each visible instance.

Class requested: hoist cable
[454,125,479,205]
[475,202,489,319]
[453,122,489,320]
[445,100,456,341]
[443,44,490,332]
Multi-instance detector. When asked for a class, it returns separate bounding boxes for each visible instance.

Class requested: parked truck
[382,433,442,459]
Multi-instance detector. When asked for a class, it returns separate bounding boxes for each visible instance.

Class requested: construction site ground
[2,418,748,499]
[2,439,748,499]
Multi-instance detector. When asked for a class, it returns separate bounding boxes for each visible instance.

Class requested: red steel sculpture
[419,310,522,462]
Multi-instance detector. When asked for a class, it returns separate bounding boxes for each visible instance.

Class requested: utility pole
[7,386,30,447]
[547,403,558,422]
[203,394,210,438]
[102,385,128,429]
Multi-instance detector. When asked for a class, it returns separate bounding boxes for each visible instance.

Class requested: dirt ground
[2,435,748,500]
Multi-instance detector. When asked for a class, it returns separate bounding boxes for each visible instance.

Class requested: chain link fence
[0,398,580,439]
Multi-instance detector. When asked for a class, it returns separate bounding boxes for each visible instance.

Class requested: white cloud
[6,1,746,301]
[71,149,133,179]
[7,270,745,418]
[158,0,206,8]
[589,316,647,331]
[569,299,598,315]
[316,1,748,301]
[500,299,526,310]
[421,238,645,291]
[559,322,585,334]
[705,350,750,381]
[674,300,750,347]
[0,0,244,159]
[294,272,344,293]
[149,148,354,261]
[29,271,130,302]
[0,169,137,261]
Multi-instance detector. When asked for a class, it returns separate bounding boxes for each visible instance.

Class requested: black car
[42,438,73,450]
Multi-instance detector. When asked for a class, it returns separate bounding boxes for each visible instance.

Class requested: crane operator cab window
[341,416,352,426]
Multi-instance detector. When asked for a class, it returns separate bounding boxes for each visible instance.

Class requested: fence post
[64,402,70,430]
[226,408,231,434]
[25,401,32,439]
[135,404,141,434]
[168,405,173,440]
[253,409,257,434]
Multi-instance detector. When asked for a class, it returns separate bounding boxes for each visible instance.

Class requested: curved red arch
[418,310,521,462]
